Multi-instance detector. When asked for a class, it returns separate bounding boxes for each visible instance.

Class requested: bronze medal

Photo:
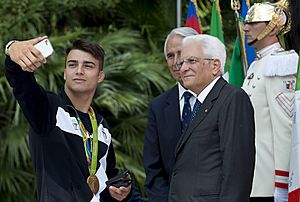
[87,175,99,194]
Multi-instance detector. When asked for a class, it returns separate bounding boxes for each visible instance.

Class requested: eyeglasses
[175,56,213,70]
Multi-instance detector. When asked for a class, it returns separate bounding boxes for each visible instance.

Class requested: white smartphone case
[34,39,54,58]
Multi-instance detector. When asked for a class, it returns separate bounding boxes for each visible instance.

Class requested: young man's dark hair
[66,39,105,71]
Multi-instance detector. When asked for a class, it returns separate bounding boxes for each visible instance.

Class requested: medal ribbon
[77,107,98,176]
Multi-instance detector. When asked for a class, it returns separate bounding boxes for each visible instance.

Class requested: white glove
[274,187,288,202]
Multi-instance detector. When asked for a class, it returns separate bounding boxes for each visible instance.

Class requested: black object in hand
[106,170,131,188]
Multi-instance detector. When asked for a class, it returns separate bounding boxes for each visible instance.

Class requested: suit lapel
[175,78,227,157]
[164,86,181,141]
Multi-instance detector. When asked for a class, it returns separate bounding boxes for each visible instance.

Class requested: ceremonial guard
[242,0,299,201]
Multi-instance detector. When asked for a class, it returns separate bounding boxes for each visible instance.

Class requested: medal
[87,175,100,194]
[76,107,100,195]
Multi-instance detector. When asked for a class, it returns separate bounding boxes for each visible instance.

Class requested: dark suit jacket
[168,78,255,202]
[143,85,182,202]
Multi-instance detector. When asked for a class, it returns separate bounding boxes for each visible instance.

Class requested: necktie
[190,99,202,121]
[181,91,193,132]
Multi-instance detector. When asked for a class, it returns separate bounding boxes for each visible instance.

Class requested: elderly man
[143,27,198,202]
[168,34,255,202]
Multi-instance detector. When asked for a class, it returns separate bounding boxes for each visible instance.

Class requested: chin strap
[248,38,258,46]
[248,6,286,46]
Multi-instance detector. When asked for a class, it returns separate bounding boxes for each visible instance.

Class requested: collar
[197,76,220,103]
[178,83,197,101]
[256,42,283,60]
[59,89,101,122]
[60,89,74,107]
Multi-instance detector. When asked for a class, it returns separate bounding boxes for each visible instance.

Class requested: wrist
[5,40,16,56]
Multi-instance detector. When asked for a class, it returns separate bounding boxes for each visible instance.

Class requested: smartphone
[105,170,132,188]
[34,38,54,58]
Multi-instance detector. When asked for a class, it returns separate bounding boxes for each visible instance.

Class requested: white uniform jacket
[242,43,299,197]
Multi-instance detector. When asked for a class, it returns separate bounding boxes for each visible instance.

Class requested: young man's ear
[98,71,105,83]
[63,69,66,80]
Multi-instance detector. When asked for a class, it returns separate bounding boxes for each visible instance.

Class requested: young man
[4,36,131,202]
[168,34,255,202]
[143,27,198,201]
[243,2,299,201]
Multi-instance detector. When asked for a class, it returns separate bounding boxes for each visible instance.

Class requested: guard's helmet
[245,0,291,41]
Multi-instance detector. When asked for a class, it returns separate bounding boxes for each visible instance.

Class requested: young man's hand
[8,36,48,72]
[109,184,131,201]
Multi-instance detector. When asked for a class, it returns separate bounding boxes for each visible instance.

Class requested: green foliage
[0,0,46,41]
[0,123,36,202]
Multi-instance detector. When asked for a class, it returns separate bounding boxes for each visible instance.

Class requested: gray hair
[163,27,198,59]
[182,34,226,74]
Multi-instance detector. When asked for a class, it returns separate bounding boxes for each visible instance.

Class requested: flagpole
[177,0,181,27]
[231,0,248,76]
